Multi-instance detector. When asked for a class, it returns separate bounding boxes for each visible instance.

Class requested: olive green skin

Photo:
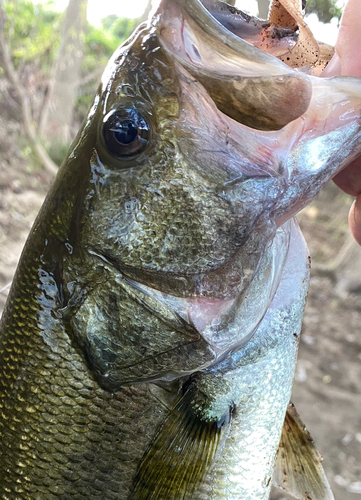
[0,27,172,498]
[0,23,268,498]
[0,256,169,499]
[2,6,361,498]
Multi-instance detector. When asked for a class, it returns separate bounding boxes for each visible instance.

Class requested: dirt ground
[270,185,361,500]
[0,152,361,499]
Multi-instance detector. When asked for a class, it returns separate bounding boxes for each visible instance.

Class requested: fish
[1,0,361,499]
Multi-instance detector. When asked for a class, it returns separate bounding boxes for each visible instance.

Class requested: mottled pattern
[194,221,310,500]
[0,216,307,500]
[2,1,361,498]
[0,250,168,500]
[67,257,215,387]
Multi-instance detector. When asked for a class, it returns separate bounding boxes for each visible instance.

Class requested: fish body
[1,1,361,499]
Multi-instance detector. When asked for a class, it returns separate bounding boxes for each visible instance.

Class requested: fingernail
[321,52,342,77]
[349,197,361,246]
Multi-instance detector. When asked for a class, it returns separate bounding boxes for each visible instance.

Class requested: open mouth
[199,0,333,72]
[200,0,299,58]
[154,0,361,211]
[156,0,316,131]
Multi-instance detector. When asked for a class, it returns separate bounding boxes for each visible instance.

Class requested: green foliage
[3,0,346,137]
[3,0,61,70]
[3,0,146,127]
[111,16,140,41]
[83,24,119,74]
[101,15,119,32]
[4,0,137,74]
[77,16,140,123]
[305,0,343,23]
[47,140,72,166]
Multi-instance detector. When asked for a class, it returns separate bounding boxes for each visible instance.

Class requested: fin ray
[273,403,334,500]
[132,381,231,500]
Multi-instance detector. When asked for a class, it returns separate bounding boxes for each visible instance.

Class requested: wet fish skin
[0,20,233,498]
[133,220,310,500]
[1,1,361,499]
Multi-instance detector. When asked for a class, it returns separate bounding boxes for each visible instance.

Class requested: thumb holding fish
[325,0,361,244]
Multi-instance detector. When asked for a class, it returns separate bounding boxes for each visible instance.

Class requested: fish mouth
[92,1,361,301]
[154,0,361,214]
[154,0,313,131]
[200,0,298,54]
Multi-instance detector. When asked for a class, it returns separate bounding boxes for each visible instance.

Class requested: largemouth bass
[1,1,361,499]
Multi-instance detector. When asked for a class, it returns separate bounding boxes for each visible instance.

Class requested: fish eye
[102,108,150,158]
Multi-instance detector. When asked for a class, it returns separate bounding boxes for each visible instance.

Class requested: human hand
[323,0,361,244]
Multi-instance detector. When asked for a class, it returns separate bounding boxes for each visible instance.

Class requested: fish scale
[1,0,361,498]
[0,253,169,499]
[190,222,309,500]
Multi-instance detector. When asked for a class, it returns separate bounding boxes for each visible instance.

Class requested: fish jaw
[200,0,299,59]
[153,0,361,221]
[186,218,310,499]
[68,6,361,330]
[273,75,361,225]
[122,221,290,365]
[172,58,361,226]
[155,0,312,130]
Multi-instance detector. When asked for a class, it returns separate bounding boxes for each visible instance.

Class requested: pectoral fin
[132,378,233,500]
[273,403,334,500]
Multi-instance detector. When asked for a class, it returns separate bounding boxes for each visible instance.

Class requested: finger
[332,1,361,202]
[333,157,361,196]
[335,0,361,77]
[321,52,341,77]
[349,195,361,245]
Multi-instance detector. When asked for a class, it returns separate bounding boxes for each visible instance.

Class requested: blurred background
[0,1,360,499]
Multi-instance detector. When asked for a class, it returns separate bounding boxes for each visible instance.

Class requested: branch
[79,67,104,87]
[0,9,58,176]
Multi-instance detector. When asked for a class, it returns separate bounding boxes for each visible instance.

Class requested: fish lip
[87,245,242,301]
[88,249,131,277]
[201,0,297,41]
[155,0,298,76]
[88,248,234,289]
[155,0,313,131]
[85,250,259,361]
[85,250,222,382]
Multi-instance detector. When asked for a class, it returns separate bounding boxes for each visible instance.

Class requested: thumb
[335,0,361,77]
[329,0,361,244]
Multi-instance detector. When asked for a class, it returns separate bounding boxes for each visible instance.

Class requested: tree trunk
[0,4,58,175]
[138,0,153,23]
[39,0,88,149]
[257,0,270,19]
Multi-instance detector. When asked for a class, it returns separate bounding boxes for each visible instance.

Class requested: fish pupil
[102,107,150,159]
[113,120,138,145]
